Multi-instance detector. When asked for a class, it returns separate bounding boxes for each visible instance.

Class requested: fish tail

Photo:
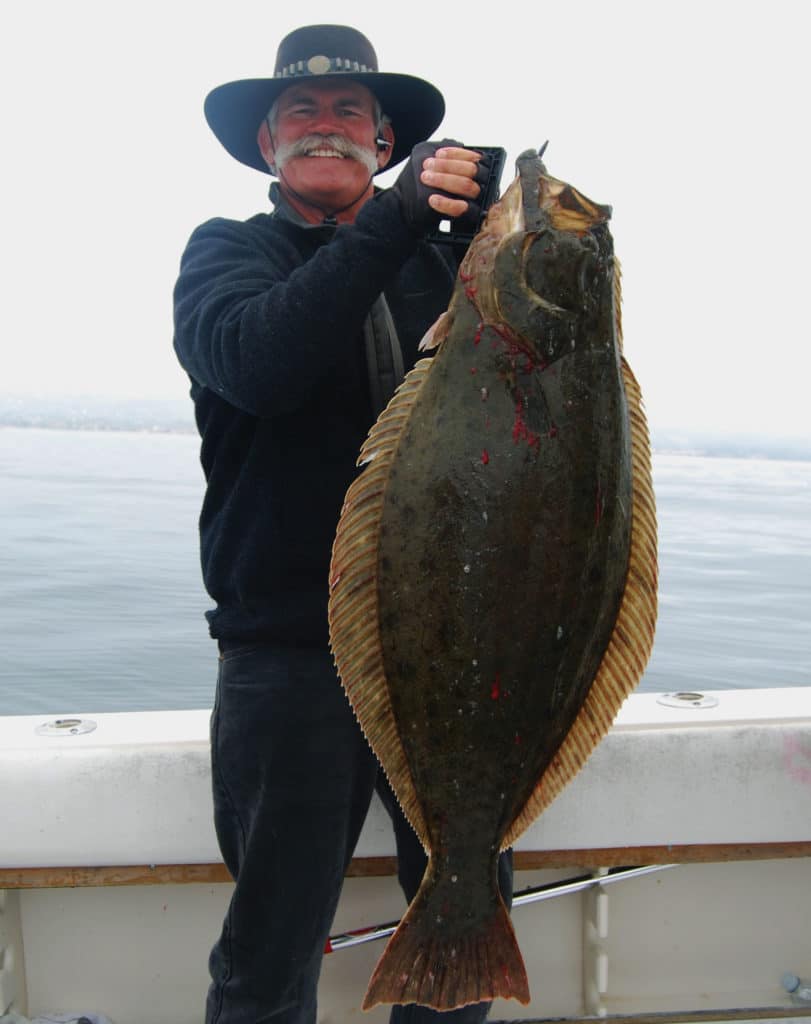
[362,875,529,1011]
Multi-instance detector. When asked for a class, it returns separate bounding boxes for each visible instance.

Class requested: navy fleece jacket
[173,189,456,647]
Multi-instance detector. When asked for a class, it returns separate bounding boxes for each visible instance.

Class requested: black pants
[206,644,513,1024]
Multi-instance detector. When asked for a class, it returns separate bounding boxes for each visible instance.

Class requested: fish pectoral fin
[418,310,451,352]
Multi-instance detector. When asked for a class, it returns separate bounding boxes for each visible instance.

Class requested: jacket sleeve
[172,190,420,417]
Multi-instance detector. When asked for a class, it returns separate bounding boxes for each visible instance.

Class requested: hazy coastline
[2,392,809,463]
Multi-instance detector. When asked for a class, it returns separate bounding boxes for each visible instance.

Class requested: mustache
[273,134,378,175]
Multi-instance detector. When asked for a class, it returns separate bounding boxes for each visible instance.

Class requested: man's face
[262,80,393,213]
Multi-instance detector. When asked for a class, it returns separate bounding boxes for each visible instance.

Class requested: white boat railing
[1,687,809,1023]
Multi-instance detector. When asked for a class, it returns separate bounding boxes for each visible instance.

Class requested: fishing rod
[324,863,676,953]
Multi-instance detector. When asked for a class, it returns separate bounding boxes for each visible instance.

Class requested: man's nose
[311,109,344,135]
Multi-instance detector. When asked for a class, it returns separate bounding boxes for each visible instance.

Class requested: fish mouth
[538,176,611,233]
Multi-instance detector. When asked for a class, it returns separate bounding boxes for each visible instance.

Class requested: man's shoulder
[188,211,278,243]
[180,211,305,269]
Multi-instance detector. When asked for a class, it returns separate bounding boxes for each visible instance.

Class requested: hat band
[274,55,377,79]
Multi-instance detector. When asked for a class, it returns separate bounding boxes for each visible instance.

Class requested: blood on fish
[490,674,501,700]
[511,396,541,452]
[481,450,490,465]
[511,398,526,443]
[548,424,559,439]
[470,367,477,375]
[473,323,483,346]
[491,324,515,345]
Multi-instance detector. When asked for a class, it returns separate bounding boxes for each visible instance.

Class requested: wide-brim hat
[204,24,445,174]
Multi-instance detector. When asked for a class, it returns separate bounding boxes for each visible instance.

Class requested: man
[173,25,513,1024]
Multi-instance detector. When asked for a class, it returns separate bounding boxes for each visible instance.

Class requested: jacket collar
[269,180,385,231]
[268,181,338,232]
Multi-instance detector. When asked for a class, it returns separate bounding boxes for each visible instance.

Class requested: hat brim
[204,73,445,174]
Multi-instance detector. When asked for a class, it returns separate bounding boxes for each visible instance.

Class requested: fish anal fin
[503,353,657,847]
[329,358,436,848]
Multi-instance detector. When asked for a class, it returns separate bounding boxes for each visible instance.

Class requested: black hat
[204,25,445,174]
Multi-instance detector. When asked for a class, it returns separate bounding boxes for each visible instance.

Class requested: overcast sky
[2,0,808,438]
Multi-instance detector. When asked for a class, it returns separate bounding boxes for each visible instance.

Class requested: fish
[328,147,658,1011]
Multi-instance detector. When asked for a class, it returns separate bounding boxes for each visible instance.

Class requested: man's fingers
[420,169,481,199]
[428,194,470,218]
[421,145,486,216]
[423,157,480,179]
[392,140,484,231]
[432,146,482,163]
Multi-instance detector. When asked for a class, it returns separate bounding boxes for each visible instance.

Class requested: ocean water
[1,426,809,716]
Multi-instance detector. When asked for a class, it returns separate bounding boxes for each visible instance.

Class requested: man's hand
[391,140,484,237]
[421,146,482,219]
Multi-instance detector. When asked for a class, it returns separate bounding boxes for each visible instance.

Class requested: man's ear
[257,120,277,174]
[376,122,395,171]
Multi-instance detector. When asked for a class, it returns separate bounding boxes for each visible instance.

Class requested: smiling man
[255,76,478,226]
[258,79,393,219]
[173,24,511,1024]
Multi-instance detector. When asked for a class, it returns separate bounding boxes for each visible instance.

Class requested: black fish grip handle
[427,145,507,252]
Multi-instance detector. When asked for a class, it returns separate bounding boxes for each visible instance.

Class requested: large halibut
[328,148,658,1010]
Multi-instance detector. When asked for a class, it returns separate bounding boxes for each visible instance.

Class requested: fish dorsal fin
[329,357,435,848]
[503,353,657,847]
[614,257,624,352]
